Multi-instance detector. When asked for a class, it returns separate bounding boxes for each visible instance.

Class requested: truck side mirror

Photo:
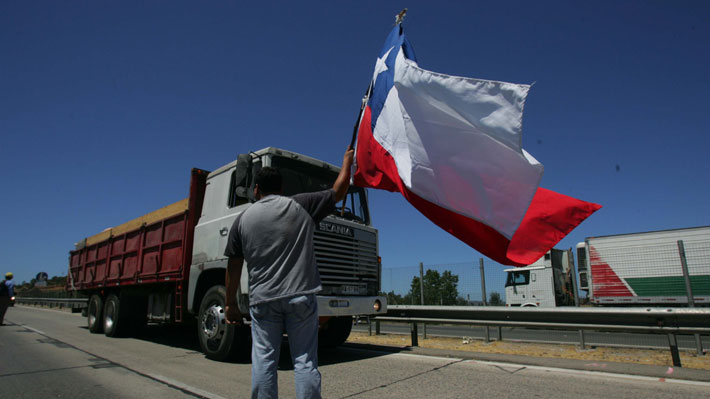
[234,154,253,200]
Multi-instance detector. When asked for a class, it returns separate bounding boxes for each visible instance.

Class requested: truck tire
[319,316,353,348]
[103,294,127,337]
[197,285,250,361]
[87,295,104,333]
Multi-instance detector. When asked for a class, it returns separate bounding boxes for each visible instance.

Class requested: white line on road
[340,346,463,363]
[146,373,229,399]
[389,352,464,363]
[13,320,229,399]
[20,324,47,335]
[466,359,710,388]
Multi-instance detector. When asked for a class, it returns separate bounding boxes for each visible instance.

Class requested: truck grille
[314,226,379,296]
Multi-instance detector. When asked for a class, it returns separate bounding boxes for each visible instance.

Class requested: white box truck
[505,226,710,307]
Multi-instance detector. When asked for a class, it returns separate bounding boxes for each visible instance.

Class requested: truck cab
[188,147,386,359]
[505,249,577,307]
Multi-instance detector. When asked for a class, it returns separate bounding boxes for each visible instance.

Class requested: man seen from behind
[224,147,355,399]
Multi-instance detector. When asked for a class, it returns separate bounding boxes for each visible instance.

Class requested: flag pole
[343,84,371,216]
[349,9,407,150]
[344,9,407,219]
[349,83,372,150]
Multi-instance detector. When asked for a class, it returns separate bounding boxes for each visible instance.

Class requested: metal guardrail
[376,305,710,367]
[15,299,710,367]
[15,297,87,310]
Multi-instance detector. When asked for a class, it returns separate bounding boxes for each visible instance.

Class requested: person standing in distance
[0,272,15,325]
[224,147,354,399]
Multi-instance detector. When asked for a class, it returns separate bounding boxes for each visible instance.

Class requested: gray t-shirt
[224,189,336,305]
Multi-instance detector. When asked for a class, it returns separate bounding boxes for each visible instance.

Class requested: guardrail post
[496,326,502,342]
[568,248,586,350]
[368,317,372,336]
[678,240,704,356]
[667,333,682,367]
[578,330,586,349]
[411,322,419,347]
[483,325,490,343]
[375,320,380,335]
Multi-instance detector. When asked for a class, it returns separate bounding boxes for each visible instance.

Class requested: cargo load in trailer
[67,147,387,360]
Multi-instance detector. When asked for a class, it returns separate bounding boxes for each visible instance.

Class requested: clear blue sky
[2,1,709,287]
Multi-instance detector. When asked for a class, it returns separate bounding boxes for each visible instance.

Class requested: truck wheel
[319,316,353,348]
[103,294,126,337]
[197,285,249,361]
[87,295,104,333]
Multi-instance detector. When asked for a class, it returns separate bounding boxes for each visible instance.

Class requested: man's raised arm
[333,147,355,202]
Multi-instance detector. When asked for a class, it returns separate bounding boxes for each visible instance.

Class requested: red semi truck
[67,147,386,360]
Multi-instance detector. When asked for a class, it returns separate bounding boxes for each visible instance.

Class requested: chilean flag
[353,25,601,266]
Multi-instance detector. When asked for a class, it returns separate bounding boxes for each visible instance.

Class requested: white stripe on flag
[371,49,543,239]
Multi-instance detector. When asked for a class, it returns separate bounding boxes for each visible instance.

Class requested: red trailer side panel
[67,169,209,300]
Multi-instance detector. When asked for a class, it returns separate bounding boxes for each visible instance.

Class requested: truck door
[505,270,530,305]
[218,157,260,255]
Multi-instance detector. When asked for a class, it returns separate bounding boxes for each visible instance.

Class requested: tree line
[383,269,503,306]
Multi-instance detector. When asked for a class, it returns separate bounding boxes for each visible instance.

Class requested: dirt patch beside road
[346,331,710,370]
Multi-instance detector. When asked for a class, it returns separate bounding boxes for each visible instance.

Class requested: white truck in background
[505,226,710,307]
[504,249,577,307]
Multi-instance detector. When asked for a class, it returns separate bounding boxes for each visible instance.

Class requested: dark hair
[255,167,282,194]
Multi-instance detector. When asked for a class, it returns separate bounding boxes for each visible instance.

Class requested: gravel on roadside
[346,331,710,370]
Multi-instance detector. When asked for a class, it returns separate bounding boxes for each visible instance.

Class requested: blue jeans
[250,294,321,399]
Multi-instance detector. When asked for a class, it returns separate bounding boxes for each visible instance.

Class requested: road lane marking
[21,324,47,335]
[146,374,229,399]
[341,346,464,363]
[388,352,464,363]
[13,322,229,399]
[466,359,710,388]
[14,305,84,315]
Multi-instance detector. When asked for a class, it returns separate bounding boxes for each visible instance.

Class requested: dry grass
[347,331,710,370]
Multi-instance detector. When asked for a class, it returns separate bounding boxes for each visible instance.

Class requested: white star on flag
[372,47,394,87]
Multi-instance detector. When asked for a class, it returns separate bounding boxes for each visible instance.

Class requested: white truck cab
[505,249,576,307]
[188,147,386,358]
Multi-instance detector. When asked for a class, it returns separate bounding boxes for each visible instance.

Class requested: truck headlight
[373,300,381,312]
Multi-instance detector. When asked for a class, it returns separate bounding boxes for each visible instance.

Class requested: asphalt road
[354,322,710,350]
[2,306,709,398]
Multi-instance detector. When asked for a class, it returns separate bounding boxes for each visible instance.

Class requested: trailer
[577,226,710,306]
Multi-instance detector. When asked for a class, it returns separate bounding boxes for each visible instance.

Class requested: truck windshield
[271,156,370,225]
[505,271,530,287]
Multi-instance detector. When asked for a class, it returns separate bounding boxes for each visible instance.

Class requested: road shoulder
[344,333,710,383]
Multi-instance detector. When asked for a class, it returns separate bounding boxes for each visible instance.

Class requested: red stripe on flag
[507,188,601,264]
[354,106,601,266]
[354,107,400,193]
